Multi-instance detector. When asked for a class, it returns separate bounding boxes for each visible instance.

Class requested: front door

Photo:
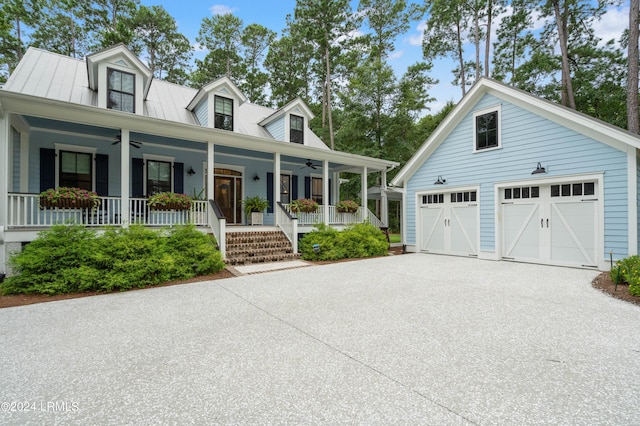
[214,169,243,224]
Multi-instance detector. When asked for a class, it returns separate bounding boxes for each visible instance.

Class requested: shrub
[39,187,100,209]
[2,224,225,295]
[290,198,319,213]
[147,192,192,210]
[299,222,388,261]
[612,255,640,296]
[336,200,360,213]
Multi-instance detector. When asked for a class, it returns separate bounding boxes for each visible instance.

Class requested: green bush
[299,222,388,261]
[2,224,225,295]
[611,255,640,296]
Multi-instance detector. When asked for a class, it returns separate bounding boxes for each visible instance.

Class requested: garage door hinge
[581,198,598,202]
[582,264,598,268]
[502,256,515,260]
[501,202,514,205]
[468,254,478,257]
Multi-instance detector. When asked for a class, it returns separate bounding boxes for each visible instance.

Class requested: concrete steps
[225,230,299,266]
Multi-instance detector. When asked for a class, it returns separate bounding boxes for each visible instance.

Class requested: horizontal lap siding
[406,94,629,257]
[195,100,208,127]
[265,117,285,141]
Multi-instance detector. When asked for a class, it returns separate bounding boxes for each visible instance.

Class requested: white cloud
[407,20,427,47]
[210,4,236,15]
[389,50,404,60]
[593,5,628,47]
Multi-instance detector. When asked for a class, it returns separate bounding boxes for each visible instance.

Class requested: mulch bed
[592,271,640,307]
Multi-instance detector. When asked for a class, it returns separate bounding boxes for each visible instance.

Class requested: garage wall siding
[406,93,629,258]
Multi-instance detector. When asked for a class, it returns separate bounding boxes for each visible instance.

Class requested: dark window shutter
[291,175,298,200]
[304,176,310,199]
[267,172,274,213]
[174,162,184,193]
[95,154,109,196]
[132,158,144,197]
[40,148,56,192]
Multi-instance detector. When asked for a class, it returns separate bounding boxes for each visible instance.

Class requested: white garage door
[501,181,598,268]
[419,190,478,257]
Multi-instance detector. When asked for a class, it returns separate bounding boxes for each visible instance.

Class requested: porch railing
[7,193,207,228]
[208,199,226,259]
[281,204,381,227]
[276,202,298,253]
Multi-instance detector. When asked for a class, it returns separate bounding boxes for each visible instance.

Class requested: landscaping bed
[592,272,640,307]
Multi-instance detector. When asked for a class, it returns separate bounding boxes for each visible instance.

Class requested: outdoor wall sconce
[434,175,446,185]
[187,167,196,176]
[253,174,260,181]
[531,162,546,175]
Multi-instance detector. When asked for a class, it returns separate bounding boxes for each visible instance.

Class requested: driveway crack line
[217,283,478,425]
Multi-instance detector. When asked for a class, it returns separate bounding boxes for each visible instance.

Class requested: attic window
[107,68,135,113]
[474,107,500,151]
[290,115,304,144]
[215,96,233,131]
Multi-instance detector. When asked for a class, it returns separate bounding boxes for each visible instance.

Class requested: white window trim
[54,143,97,189]
[98,61,144,114]
[473,105,502,153]
[289,114,304,145]
[143,153,175,194]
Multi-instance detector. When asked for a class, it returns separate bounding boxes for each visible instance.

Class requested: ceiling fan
[300,159,320,169]
[112,133,143,149]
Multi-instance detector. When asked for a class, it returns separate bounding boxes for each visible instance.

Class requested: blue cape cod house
[391,78,640,270]
[0,44,398,273]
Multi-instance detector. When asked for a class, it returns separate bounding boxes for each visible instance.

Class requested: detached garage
[391,78,640,270]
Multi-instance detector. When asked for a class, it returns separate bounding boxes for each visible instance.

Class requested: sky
[141,0,630,114]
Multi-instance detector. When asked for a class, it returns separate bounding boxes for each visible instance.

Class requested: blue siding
[195,100,208,127]
[406,93,629,259]
[265,117,285,141]
[12,127,20,192]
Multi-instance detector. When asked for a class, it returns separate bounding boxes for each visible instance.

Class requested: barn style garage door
[419,190,478,257]
[501,180,599,268]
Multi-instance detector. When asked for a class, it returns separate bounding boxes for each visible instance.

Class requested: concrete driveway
[1,254,639,425]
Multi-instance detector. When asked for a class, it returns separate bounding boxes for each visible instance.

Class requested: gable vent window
[290,115,304,144]
[475,110,499,151]
[107,68,135,113]
[215,96,234,131]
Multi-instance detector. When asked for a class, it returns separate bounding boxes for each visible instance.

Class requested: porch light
[253,174,260,181]
[434,175,446,185]
[531,162,546,175]
[187,167,196,176]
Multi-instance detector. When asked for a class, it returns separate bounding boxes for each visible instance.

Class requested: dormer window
[107,68,135,113]
[290,115,304,144]
[215,96,233,131]
[473,106,501,152]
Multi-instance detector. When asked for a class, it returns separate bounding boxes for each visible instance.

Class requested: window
[147,160,172,195]
[214,96,233,131]
[422,194,444,204]
[107,68,135,113]
[550,182,595,198]
[474,110,499,151]
[450,191,477,203]
[281,174,291,204]
[290,115,304,144]
[60,151,92,190]
[311,177,323,205]
[504,186,539,200]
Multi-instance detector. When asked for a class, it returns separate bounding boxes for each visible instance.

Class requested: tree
[629,0,639,133]
[240,24,276,104]
[84,0,139,50]
[1,0,43,71]
[292,0,358,149]
[423,0,470,96]
[30,0,90,59]
[196,13,243,81]
[264,32,315,107]
[131,5,192,81]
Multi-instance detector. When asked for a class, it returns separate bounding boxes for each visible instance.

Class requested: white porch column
[207,142,214,200]
[333,172,340,203]
[361,166,368,215]
[381,169,389,226]
[120,129,130,227]
[0,112,10,272]
[323,160,329,225]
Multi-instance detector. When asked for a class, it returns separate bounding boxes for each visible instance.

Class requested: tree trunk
[553,0,576,109]
[16,18,23,60]
[325,46,335,150]
[474,5,480,81]
[628,0,639,133]
[456,21,466,96]
[485,0,492,77]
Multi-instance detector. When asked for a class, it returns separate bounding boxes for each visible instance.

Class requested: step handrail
[276,201,298,253]
[209,199,226,259]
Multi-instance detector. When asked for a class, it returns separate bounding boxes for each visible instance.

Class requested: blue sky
[142,1,629,114]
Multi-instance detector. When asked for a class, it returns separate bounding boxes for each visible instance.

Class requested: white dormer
[259,98,315,145]
[86,44,153,115]
[187,77,247,131]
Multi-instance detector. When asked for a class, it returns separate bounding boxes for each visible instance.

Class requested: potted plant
[336,200,360,213]
[290,198,319,213]
[39,187,100,209]
[242,196,270,225]
[147,192,193,211]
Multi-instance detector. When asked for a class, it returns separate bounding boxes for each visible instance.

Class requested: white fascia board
[258,97,315,127]
[0,91,397,172]
[186,77,247,110]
